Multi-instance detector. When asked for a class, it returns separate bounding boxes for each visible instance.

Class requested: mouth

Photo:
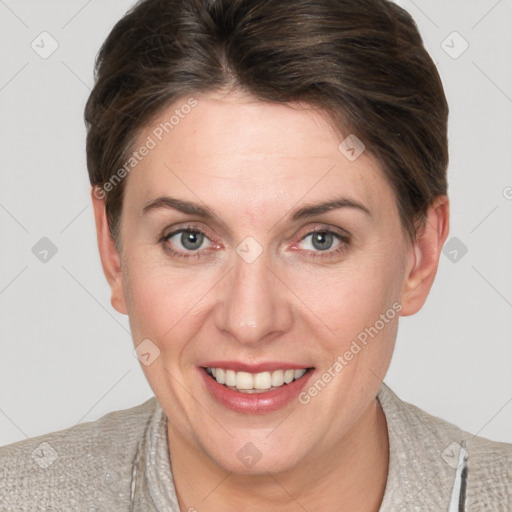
[202,366,314,393]
[198,364,315,414]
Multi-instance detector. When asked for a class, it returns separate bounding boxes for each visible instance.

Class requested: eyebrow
[142,195,371,223]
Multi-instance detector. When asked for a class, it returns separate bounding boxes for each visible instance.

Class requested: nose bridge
[215,241,291,344]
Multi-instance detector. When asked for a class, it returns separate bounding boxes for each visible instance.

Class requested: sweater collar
[129,398,180,511]
[130,383,465,511]
[377,383,467,511]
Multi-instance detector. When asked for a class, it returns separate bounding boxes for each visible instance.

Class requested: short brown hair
[84,0,448,247]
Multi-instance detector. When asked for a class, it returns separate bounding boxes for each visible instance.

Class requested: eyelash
[159,224,351,262]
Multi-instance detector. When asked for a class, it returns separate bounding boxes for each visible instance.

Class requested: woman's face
[110,90,417,474]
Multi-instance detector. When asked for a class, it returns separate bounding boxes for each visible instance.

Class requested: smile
[199,365,315,413]
[205,367,308,393]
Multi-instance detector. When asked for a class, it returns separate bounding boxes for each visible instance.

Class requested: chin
[199,432,309,476]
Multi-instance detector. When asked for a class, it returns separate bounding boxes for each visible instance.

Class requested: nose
[214,247,294,347]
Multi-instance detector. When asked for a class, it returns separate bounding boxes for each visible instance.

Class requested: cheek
[122,254,214,343]
[288,242,405,354]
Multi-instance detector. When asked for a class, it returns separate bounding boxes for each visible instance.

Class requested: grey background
[0,0,511,447]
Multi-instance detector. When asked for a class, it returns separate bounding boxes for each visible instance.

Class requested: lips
[198,364,315,414]
[199,360,313,373]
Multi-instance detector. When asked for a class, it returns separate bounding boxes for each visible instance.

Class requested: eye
[159,224,350,262]
[295,228,350,260]
[160,226,214,260]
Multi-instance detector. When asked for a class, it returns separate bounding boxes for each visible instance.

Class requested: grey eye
[300,231,342,252]
[166,229,209,251]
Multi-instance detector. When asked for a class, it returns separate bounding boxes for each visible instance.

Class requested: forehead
[123,91,393,219]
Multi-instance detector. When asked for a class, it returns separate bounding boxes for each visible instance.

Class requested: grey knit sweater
[1,383,511,511]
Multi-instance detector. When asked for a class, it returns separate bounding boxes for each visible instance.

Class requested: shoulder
[0,397,158,511]
[378,383,512,510]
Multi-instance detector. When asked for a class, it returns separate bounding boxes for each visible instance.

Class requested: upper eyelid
[162,224,215,243]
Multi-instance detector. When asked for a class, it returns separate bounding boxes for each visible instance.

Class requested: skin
[92,89,449,511]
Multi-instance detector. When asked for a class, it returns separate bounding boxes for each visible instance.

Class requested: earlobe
[400,196,450,316]
[90,187,128,315]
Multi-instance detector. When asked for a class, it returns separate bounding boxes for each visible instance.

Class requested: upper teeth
[206,367,307,391]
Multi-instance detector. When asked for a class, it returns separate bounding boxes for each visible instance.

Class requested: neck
[168,398,389,512]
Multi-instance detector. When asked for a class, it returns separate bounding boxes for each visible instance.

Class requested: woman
[1,0,510,510]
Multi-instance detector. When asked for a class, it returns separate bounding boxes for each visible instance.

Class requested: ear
[400,196,450,316]
[90,187,128,315]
